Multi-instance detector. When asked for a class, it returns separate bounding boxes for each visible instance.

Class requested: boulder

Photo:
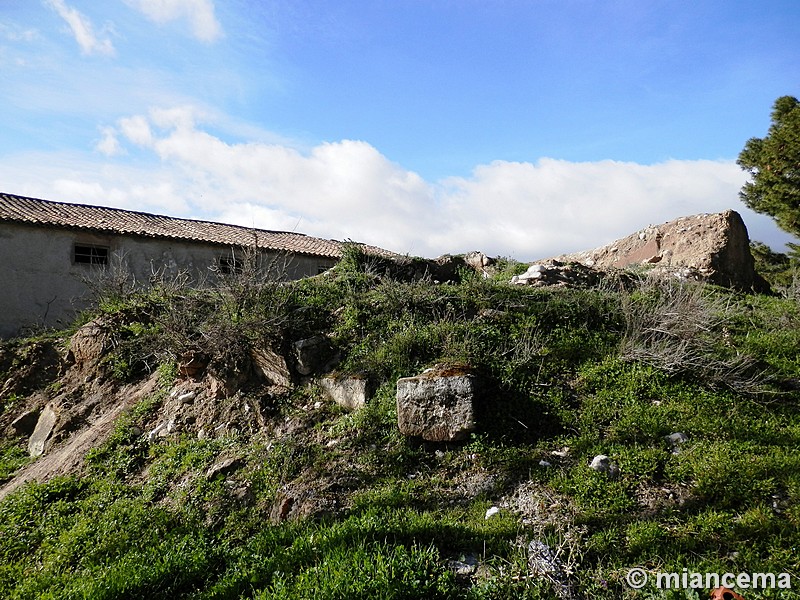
[545,210,768,291]
[68,320,110,366]
[251,347,293,388]
[511,261,603,288]
[205,456,243,479]
[464,250,494,269]
[28,403,58,457]
[396,364,478,442]
[429,255,467,282]
[319,375,370,411]
[292,335,335,376]
[11,409,40,436]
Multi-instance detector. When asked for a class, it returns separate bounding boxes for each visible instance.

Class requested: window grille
[74,244,109,265]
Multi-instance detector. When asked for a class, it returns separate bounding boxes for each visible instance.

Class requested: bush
[619,278,765,394]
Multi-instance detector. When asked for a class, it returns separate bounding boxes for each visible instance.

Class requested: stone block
[320,375,369,411]
[293,335,334,376]
[396,365,477,442]
[28,403,58,457]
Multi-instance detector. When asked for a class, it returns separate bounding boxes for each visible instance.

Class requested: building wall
[0,223,337,338]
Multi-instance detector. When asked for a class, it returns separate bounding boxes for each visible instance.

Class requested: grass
[0,252,798,598]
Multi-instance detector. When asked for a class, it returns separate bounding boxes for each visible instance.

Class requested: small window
[74,244,109,265]
[218,256,241,275]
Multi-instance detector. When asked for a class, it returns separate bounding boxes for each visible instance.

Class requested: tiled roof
[0,193,385,259]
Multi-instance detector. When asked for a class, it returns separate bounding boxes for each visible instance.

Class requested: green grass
[1,260,799,598]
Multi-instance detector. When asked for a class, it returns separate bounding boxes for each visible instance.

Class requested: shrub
[619,278,765,394]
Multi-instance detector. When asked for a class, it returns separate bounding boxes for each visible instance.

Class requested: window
[74,244,109,266]
[218,256,241,275]
[317,261,336,274]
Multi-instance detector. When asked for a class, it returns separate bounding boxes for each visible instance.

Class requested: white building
[0,193,376,337]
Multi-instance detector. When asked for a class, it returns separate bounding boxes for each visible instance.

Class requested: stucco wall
[0,223,337,337]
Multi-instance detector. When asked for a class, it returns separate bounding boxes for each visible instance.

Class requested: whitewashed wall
[0,223,337,337]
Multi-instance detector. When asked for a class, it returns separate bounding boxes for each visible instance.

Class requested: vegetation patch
[0,249,799,599]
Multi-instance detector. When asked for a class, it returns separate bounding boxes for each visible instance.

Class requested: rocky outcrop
[10,409,40,437]
[340,250,495,283]
[251,347,293,388]
[546,210,768,291]
[463,251,495,278]
[178,349,210,380]
[396,364,478,442]
[0,340,64,398]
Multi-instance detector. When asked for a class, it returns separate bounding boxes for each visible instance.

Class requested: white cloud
[45,0,115,56]
[0,23,40,42]
[126,0,223,42]
[118,115,154,146]
[95,126,123,156]
[3,107,795,260]
[436,158,752,257]
[50,178,187,215]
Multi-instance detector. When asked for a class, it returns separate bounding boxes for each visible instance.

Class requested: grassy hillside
[0,247,799,599]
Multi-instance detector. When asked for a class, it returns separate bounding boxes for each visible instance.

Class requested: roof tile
[0,193,389,259]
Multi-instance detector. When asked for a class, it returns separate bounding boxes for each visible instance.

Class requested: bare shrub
[80,244,299,381]
[80,251,140,311]
[173,246,296,377]
[619,278,767,394]
[210,247,294,319]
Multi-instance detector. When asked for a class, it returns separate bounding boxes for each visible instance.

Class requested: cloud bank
[6,105,792,260]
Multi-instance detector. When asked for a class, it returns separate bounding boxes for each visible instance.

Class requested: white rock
[589,454,619,477]
[147,422,166,441]
[528,540,561,575]
[664,432,688,454]
[177,391,195,403]
[484,506,500,520]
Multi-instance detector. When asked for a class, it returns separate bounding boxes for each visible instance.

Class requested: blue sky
[1,0,798,259]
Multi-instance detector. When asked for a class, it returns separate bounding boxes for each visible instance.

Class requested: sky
[1,0,799,260]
